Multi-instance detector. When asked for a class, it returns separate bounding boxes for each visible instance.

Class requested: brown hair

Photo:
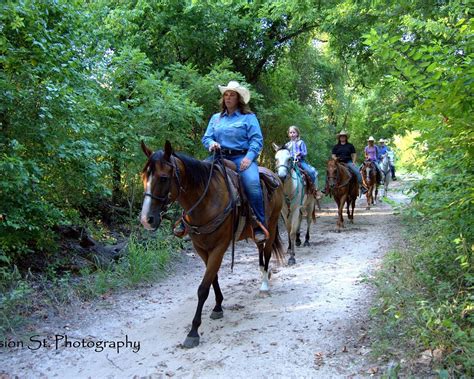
[219,92,252,115]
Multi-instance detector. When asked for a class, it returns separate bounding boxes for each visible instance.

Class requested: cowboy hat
[218,81,251,104]
[378,138,385,143]
[336,130,350,139]
[367,136,375,142]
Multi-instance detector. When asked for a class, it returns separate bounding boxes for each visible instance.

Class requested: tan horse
[326,159,359,232]
[140,141,284,348]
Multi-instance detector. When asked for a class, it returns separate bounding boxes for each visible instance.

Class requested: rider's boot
[173,219,187,238]
[310,182,323,200]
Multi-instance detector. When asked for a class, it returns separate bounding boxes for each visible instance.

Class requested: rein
[328,162,351,190]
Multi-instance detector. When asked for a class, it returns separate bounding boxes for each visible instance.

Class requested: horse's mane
[174,152,214,188]
[144,150,214,189]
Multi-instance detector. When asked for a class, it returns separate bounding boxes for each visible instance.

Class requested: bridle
[327,160,351,190]
[275,151,304,206]
[143,151,220,219]
[143,154,184,216]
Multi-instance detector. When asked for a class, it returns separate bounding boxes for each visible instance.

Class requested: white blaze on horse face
[140,173,153,230]
[275,149,290,178]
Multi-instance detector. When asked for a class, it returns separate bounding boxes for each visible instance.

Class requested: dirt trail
[1,181,408,378]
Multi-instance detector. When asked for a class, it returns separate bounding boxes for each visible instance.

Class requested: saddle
[218,160,281,240]
[295,163,319,197]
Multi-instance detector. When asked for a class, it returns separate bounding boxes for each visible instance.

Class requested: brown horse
[360,161,378,210]
[326,159,359,232]
[140,141,284,348]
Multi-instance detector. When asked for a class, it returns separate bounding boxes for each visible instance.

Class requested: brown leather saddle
[219,160,280,236]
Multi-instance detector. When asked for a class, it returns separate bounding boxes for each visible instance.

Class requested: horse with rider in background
[360,160,379,209]
[379,152,391,197]
[273,143,317,265]
[326,158,359,232]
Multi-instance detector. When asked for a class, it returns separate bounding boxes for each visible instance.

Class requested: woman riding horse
[140,82,285,349]
[174,81,268,243]
[327,130,367,196]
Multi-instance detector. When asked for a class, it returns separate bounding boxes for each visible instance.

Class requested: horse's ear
[164,140,173,160]
[141,140,153,158]
[272,142,280,152]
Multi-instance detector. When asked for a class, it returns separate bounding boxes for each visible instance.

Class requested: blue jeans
[346,162,363,185]
[212,154,265,225]
[299,160,318,188]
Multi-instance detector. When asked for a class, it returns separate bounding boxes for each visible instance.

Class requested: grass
[369,213,474,377]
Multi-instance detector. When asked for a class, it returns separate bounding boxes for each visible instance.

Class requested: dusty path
[1,181,407,378]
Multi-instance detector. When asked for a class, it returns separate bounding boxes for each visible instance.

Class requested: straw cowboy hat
[336,130,350,139]
[367,136,375,142]
[218,81,251,104]
[379,138,385,143]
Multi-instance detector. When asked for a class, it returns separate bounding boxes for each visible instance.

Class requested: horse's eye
[159,176,169,183]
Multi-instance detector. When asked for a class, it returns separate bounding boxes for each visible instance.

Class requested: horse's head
[362,160,377,182]
[326,158,339,189]
[272,143,292,181]
[140,140,179,231]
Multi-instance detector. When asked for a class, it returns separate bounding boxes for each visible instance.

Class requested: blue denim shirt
[377,145,388,160]
[202,110,263,162]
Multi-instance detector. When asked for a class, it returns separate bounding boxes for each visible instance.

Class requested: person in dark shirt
[330,130,367,194]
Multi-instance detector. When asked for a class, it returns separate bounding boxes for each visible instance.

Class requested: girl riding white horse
[273,143,316,265]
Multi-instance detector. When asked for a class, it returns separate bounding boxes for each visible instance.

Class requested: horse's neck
[284,167,303,192]
[178,169,227,216]
[336,163,350,180]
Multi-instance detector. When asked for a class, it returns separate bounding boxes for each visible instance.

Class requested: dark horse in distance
[326,158,359,232]
[140,141,284,348]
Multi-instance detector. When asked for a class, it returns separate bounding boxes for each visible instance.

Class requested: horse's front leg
[303,202,313,246]
[350,197,356,221]
[287,208,300,265]
[366,188,371,210]
[183,249,224,348]
[337,195,346,232]
[346,198,354,224]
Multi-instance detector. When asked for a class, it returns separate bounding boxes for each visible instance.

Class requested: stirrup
[253,221,269,244]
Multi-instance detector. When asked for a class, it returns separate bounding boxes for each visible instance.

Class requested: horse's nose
[147,216,154,225]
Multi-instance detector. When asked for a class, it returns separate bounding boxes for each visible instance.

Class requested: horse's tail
[271,223,285,265]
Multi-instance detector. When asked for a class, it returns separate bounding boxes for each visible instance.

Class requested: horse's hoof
[296,239,301,247]
[288,257,296,265]
[303,241,310,247]
[182,336,200,348]
[210,310,224,320]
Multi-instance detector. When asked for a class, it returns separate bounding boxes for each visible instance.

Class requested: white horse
[380,153,392,197]
[273,143,316,266]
